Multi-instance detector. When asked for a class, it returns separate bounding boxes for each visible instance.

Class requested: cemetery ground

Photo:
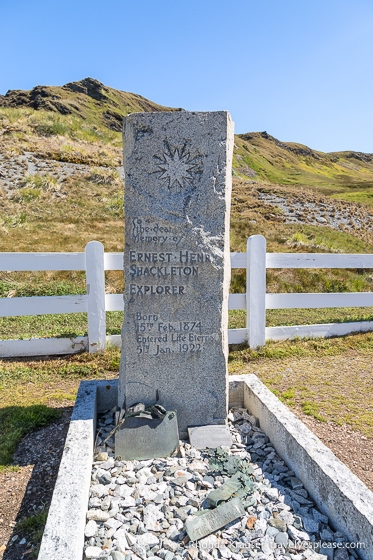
[1,332,373,557]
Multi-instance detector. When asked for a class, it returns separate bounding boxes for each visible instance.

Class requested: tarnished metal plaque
[206,474,242,507]
[115,410,179,461]
[185,498,245,541]
[188,425,232,449]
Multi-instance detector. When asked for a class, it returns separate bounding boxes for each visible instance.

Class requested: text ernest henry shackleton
[128,247,210,296]
[128,240,215,357]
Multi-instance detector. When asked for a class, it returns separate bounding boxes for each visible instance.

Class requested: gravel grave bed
[84,408,354,560]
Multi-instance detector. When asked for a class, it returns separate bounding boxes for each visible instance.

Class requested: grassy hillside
[0,77,180,132]
[2,77,373,200]
[235,132,373,204]
[1,77,373,338]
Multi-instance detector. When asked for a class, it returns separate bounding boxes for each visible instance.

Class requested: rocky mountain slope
[0,77,179,132]
[234,132,373,202]
[2,77,373,202]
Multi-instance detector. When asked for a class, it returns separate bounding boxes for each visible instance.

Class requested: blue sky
[1,0,372,153]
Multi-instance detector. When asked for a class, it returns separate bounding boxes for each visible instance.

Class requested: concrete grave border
[230,375,373,558]
[38,375,373,560]
[38,380,117,560]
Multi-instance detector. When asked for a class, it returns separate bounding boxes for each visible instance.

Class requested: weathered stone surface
[229,374,373,559]
[268,517,286,532]
[84,546,103,559]
[274,531,289,546]
[334,549,349,560]
[303,515,320,533]
[136,532,159,547]
[86,509,110,522]
[38,380,97,560]
[188,425,233,449]
[111,552,127,560]
[96,451,108,462]
[84,520,98,538]
[83,404,359,560]
[117,111,234,438]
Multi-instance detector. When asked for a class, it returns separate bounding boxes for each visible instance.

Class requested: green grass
[0,79,177,155]
[230,219,373,295]
[282,224,373,253]
[234,133,373,191]
[0,347,120,393]
[0,311,123,340]
[279,387,296,404]
[16,508,49,558]
[2,82,373,199]
[228,332,373,434]
[228,331,373,365]
[0,332,372,475]
[0,272,86,298]
[1,81,373,467]
[0,405,61,470]
[1,307,372,341]
[0,347,120,471]
[229,307,373,330]
[301,401,326,422]
[17,508,49,538]
[331,190,373,205]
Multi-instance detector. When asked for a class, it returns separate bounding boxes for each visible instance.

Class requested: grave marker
[117,111,234,439]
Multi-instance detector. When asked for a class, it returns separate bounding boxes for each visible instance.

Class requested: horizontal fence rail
[267,253,373,269]
[266,292,373,309]
[0,236,373,357]
[0,295,87,317]
[0,252,86,272]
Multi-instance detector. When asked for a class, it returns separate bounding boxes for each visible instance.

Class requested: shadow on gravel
[2,407,72,559]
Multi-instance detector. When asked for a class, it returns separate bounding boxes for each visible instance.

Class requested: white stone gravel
[84,409,357,560]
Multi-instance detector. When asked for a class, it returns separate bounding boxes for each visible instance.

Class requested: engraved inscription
[130,284,185,295]
[130,265,198,278]
[127,248,212,297]
[129,250,210,263]
[119,111,233,441]
[185,498,245,541]
[153,142,203,190]
[132,218,182,245]
[134,313,214,356]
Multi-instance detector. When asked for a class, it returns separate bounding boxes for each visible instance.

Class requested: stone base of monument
[38,376,373,560]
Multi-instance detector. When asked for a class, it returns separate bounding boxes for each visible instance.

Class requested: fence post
[247,235,266,349]
[85,241,106,353]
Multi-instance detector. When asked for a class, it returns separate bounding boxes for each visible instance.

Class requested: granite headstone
[116,110,234,440]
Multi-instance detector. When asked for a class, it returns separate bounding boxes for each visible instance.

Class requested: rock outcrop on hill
[0,78,181,132]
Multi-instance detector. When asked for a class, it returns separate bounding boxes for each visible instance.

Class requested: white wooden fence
[1,236,373,357]
[247,235,373,347]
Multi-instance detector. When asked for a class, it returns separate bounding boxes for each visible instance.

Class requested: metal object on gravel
[115,408,179,461]
[185,497,245,541]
